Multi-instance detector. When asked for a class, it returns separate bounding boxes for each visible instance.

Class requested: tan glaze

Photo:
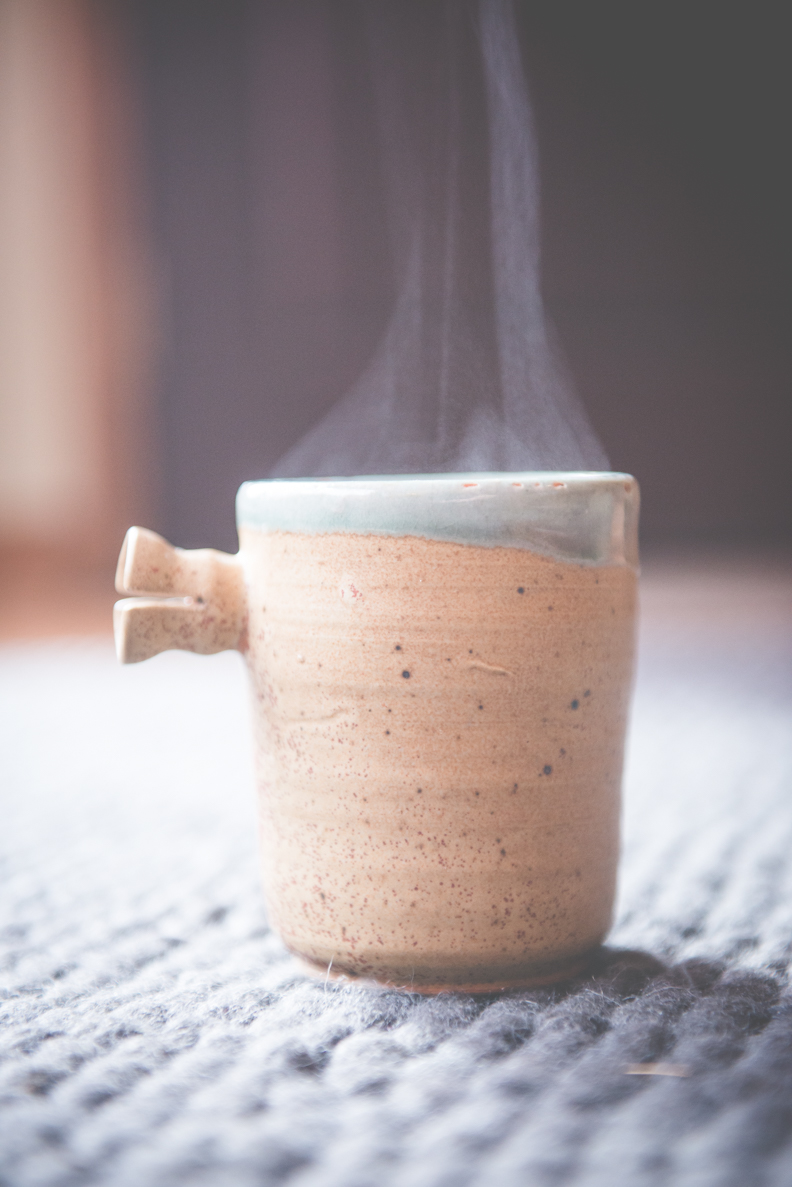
[240,529,637,993]
[114,527,246,663]
[114,526,636,992]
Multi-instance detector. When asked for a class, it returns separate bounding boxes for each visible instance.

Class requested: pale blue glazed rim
[236,472,639,567]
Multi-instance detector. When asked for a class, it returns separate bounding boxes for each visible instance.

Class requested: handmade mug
[115,472,639,992]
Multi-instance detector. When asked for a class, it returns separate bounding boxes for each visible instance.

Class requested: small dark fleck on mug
[543,765,552,775]
[402,670,411,679]
[395,644,402,651]
[571,699,579,710]
[517,587,524,594]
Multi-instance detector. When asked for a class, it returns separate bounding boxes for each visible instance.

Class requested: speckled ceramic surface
[114,473,639,991]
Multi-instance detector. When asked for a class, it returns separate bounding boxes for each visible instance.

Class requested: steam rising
[273,0,608,477]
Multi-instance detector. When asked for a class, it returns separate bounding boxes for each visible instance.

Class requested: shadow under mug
[115,472,639,992]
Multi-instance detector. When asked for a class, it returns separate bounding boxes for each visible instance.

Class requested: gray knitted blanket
[2,559,791,1186]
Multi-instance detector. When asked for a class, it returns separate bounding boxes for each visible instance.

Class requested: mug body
[236,472,638,991]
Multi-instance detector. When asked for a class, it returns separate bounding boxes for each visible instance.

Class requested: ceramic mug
[115,472,639,992]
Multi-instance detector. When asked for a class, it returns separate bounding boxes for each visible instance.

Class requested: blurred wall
[5,1,787,566]
[129,0,791,553]
[0,0,153,574]
[522,2,792,545]
[132,0,392,551]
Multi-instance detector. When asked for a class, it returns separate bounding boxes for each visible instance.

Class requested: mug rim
[236,471,639,567]
[240,470,634,488]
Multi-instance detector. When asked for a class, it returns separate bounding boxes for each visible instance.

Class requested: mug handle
[113,527,247,664]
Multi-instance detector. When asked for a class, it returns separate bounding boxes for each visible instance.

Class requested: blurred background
[1,0,790,640]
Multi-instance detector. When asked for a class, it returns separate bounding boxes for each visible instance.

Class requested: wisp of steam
[273,0,609,477]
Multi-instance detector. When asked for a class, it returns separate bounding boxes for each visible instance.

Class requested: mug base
[293,951,593,994]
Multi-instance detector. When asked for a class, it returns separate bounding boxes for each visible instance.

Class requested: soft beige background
[0,0,152,637]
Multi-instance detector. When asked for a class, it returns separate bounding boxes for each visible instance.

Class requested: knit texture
[2,560,791,1186]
